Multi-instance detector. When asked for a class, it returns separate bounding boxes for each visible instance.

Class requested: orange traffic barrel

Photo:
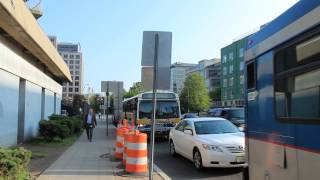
[123,130,134,165]
[125,130,148,173]
[115,127,129,159]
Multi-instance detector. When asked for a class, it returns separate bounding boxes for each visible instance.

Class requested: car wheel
[193,149,203,170]
[169,140,176,156]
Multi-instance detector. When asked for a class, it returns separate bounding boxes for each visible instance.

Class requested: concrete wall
[0,35,63,147]
[44,90,55,120]
[24,81,42,141]
[0,69,19,147]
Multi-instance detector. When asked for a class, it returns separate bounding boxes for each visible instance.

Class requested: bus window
[275,34,320,121]
[246,61,256,90]
[139,101,180,119]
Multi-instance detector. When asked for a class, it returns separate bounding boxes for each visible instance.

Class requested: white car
[169,117,247,169]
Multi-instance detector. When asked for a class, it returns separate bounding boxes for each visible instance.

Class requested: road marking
[154,164,171,180]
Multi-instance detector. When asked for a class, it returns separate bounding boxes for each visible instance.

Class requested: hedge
[0,147,31,180]
[39,115,83,142]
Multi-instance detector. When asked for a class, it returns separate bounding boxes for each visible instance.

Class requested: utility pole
[106,82,109,136]
[149,33,159,180]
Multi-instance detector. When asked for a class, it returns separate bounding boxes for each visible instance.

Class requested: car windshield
[194,120,239,134]
[139,101,180,119]
[228,109,244,118]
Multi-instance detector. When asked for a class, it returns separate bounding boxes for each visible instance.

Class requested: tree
[180,73,210,114]
[124,82,144,98]
[61,95,85,116]
[89,94,101,113]
[209,87,221,101]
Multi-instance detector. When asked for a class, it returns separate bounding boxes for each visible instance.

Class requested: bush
[39,115,83,142]
[0,147,31,180]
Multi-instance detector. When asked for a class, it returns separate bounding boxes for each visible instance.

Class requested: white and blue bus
[245,1,320,180]
[123,90,181,138]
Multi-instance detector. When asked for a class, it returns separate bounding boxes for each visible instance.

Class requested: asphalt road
[153,140,244,180]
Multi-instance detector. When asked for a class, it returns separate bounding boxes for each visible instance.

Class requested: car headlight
[202,144,223,152]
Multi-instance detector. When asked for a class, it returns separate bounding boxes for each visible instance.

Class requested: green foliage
[39,115,83,142]
[180,73,210,113]
[124,82,144,98]
[61,94,86,116]
[0,147,31,180]
[89,95,101,112]
[209,87,221,100]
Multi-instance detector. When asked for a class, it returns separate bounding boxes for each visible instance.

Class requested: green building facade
[220,37,247,107]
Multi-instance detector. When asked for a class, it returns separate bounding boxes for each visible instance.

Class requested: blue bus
[245,1,320,180]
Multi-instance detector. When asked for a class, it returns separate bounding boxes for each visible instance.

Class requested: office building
[58,43,84,98]
[170,62,197,94]
[0,0,71,146]
[186,58,221,92]
[220,37,247,107]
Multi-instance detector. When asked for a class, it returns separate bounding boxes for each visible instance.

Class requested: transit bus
[122,90,181,138]
[244,1,320,180]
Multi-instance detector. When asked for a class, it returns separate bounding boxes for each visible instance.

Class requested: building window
[240,61,244,71]
[229,65,234,74]
[63,54,68,59]
[69,60,74,64]
[63,87,66,92]
[68,94,72,97]
[69,88,73,92]
[75,71,79,75]
[223,67,227,75]
[75,82,79,86]
[240,75,244,84]
[230,90,234,99]
[75,65,79,69]
[275,34,320,120]
[76,55,80,59]
[229,77,234,86]
[75,88,79,92]
[75,60,80,64]
[223,79,228,87]
[229,52,234,61]
[75,76,79,80]
[247,61,256,90]
[222,55,227,63]
[224,91,228,99]
[64,60,68,64]
[69,65,74,69]
[239,48,244,58]
[70,71,74,74]
[70,55,74,59]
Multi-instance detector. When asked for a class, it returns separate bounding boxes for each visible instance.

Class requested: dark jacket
[83,113,97,127]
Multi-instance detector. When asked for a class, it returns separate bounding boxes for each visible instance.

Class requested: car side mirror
[184,129,193,135]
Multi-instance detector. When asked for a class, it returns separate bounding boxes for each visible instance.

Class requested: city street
[153,140,244,180]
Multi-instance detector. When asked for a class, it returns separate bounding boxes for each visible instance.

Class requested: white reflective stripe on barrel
[117,136,124,142]
[126,142,147,150]
[126,157,148,165]
[116,147,123,153]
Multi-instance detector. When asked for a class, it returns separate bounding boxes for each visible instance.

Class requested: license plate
[236,156,245,162]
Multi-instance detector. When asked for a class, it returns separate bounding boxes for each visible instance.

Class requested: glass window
[63,87,66,92]
[229,77,234,86]
[75,82,79,86]
[75,71,79,75]
[75,88,79,92]
[223,79,228,87]
[240,75,244,84]
[246,61,256,90]
[229,65,233,74]
[69,88,73,92]
[240,61,244,71]
[275,33,320,120]
[75,76,79,80]
[223,67,227,75]
[75,60,80,64]
[76,55,80,59]
[175,121,186,131]
[239,48,244,58]
[69,65,74,69]
[222,55,227,63]
[70,55,74,59]
[139,101,180,119]
[194,120,239,134]
[229,52,234,61]
[75,65,80,69]
[63,54,68,58]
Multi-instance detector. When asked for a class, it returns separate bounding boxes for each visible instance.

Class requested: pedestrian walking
[98,112,101,119]
[84,108,97,142]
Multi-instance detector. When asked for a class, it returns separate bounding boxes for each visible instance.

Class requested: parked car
[181,113,198,119]
[213,108,244,127]
[207,108,223,117]
[169,118,247,169]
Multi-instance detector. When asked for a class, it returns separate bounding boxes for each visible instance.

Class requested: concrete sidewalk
[37,117,163,180]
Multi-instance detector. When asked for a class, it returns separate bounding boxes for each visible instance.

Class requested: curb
[154,164,171,180]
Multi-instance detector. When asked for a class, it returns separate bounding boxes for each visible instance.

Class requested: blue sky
[37,0,298,91]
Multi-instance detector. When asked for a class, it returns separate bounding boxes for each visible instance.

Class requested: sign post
[149,33,159,180]
[106,83,109,136]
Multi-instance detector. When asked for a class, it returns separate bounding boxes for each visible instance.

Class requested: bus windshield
[139,101,180,119]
